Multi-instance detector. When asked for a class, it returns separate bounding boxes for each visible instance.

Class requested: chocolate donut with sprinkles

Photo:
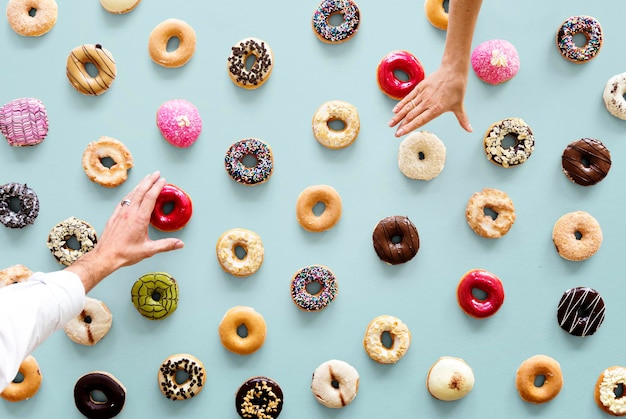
[312,0,360,44]
[290,265,338,311]
[225,138,274,186]
[235,376,283,418]
[0,182,39,228]
[557,286,605,337]
[556,15,603,63]
[158,353,206,401]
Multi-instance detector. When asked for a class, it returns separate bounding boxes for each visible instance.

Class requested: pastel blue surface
[1,0,625,417]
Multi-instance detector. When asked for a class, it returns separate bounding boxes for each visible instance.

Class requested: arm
[389,0,483,136]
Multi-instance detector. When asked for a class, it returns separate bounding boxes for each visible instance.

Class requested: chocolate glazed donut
[372,215,420,265]
[561,138,611,186]
[557,286,606,337]
[74,371,126,418]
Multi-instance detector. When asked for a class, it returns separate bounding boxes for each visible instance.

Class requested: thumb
[148,238,185,256]
[455,108,472,132]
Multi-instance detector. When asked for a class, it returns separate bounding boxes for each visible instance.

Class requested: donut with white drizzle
[556,286,605,337]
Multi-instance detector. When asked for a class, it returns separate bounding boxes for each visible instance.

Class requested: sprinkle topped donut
[312,0,360,44]
[471,39,520,85]
[156,99,202,148]
[225,138,274,186]
[291,265,338,312]
[0,98,48,146]
[556,15,603,63]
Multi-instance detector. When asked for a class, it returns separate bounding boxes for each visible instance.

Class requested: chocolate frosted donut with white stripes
[0,182,39,228]
[66,44,116,96]
[561,138,611,186]
[372,215,419,265]
[557,286,605,337]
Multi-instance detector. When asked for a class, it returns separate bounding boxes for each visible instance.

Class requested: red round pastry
[150,183,192,232]
[456,269,505,318]
[376,50,425,100]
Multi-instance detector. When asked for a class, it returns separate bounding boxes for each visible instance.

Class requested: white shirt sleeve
[0,270,85,392]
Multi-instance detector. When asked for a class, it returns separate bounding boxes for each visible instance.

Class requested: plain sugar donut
[515,355,563,404]
[552,211,602,261]
[148,18,196,68]
[6,0,58,36]
[218,306,267,355]
[296,185,342,232]
[363,315,411,364]
[398,131,446,180]
[424,0,448,30]
[0,355,42,402]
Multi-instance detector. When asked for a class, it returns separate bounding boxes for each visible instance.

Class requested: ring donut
[131,272,179,320]
[561,138,611,186]
[296,185,342,232]
[235,376,283,418]
[150,183,193,232]
[148,18,196,68]
[64,297,113,346]
[224,138,274,186]
[0,264,32,288]
[465,188,516,239]
[218,306,267,355]
[552,211,602,261]
[603,72,626,120]
[456,269,505,318]
[312,0,360,44]
[363,315,411,364]
[227,37,274,89]
[0,355,42,402]
[377,50,425,100]
[311,359,359,408]
[66,44,117,96]
[372,215,420,265]
[312,100,360,149]
[595,366,626,416]
[290,265,338,312]
[0,97,49,146]
[158,353,206,401]
[82,136,133,188]
[216,228,264,277]
[73,371,126,417]
[556,15,603,63]
[424,0,448,30]
[557,286,605,337]
[0,182,40,229]
[47,216,98,266]
[483,117,535,168]
[515,355,563,404]
[6,0,58,36]
[398,131,446,181]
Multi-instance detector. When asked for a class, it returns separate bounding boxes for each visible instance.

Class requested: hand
[66,172,184,292]
[388,65,472,137]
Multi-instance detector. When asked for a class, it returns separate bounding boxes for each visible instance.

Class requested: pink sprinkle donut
[0,98,48,146]
[471,39,520,85]
[156,99,202,148]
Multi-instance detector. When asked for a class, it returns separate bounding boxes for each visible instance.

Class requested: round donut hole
[151,291,162,302]
[328,12,345,27]
[84,62,99,78]
[83,315,93,324]
[577,305,592,319]
[393,69,410,82]
[380,331,393,349]
[175,369,190,385]
[237,324,249,338]
[471,287,488,301]
[89,389,108,404]
[166,36,180,52]
[483,207,499,221]
[417,151,425,160]
[574,230,583,240]
[28,7,37,17]
[312,201,326,216]
[442,0,449,12]
[580,155,591,168]
[502,134,518,149]
[533,375,546,388]
[391,234,403,244]
[12,372,24,384]
[99,156,117,169]
[327,118,346,132]
[234,245,247,260]
[572,32,589,48]
[306,280,323,295]
[331,379,340,389]
[8,197,22,213]
[65,235,81,251]
[614,383,625,398]
[244,54,257,71]
[241,154,258,168]
[161,201,175,215]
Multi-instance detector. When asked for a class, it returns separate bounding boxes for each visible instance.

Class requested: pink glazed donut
[156,99,202,148]
[377,50,425,100]
[0,98,49,146]
[471,39,520,85]
[456,269,505,318]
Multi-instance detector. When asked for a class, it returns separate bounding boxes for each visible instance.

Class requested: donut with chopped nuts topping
[46,216,97,266]
[483,117,534,168]
[235,376,283,418]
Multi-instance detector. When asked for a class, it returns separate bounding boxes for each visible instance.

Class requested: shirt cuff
[29,270,86,328]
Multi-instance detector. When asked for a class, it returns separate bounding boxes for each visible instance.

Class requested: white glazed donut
[64,297,113,346]
[311,359,359,408]
[603,72,626,120]
[427,356,475,401]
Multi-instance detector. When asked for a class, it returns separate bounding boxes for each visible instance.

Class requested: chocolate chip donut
[561,138,611,186]
[0,182,39,228]
[372,215,420,265]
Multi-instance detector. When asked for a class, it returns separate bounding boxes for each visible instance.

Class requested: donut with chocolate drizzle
[561,138,611,186]
[372,215,419,265]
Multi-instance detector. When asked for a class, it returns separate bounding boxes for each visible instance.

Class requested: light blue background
[1,0,626,417]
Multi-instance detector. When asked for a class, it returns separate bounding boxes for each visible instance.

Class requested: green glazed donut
[131,272,179,320]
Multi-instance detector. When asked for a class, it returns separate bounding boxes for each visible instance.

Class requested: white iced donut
[64,297,113,346]
[311,359,359,408]
[99,0,140,13]
[603,72,626,120]
[427,356,475,401]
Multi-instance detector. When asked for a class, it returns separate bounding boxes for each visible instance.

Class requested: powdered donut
[465,188,516,239]
[64,297,113,346]
[0,97,48,146]
[6,0,57,36]
[398,131,446,180]
[552,211,602,261]
[311,359,359,408]
[471,39,520,85]
[156,99,202,148]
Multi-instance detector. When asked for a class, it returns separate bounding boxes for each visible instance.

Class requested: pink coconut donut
[0,98,49,146]
[471,39,520,85]
[156,99,202,148]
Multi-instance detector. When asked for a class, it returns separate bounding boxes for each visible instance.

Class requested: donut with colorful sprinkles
[556,15,603,63]
[290,265,338,311]
[312,0,360,44]
[225,138,274,186]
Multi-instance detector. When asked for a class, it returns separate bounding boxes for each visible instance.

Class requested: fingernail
[388,119,394,127]
[175,240,184,250]
[392,104,399,113]
[396,128,404,136]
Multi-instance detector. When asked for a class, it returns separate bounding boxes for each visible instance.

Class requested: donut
[483,117,535,168]
[290,265,338,312]
[311,100,360,149]
[424,0,448,30]
[552,211,602,261]
[216,228,264,277]
[0,97,48,146]
[311,359,359,408]
[156,99,202,148]
[227,37,274,89]
[131,272,179,320]
[515,355,563,404]
[471,39,520,85]
[218,306,267,355]
[47,216,97,266]
[295,185,342,232]
[556,15,603,63]
[377,50,425,100]
[0,355,42,402]
[236,376,283,418]
[99,0,140,14]
[465,188,516,239]
[372,215,420,265]
[398,131,446,181]
[5,0,57,36]
[158,353,205,401]
[557,286,605,337]
[312,0,360,44]
[148,18,196,68]
[426,356,475,401]
[82,136,134,188]
[0,182,39,229]
[73,371,126,417]
[603,72,626,120]
[0,264,32,288]
[595,366,626,416]
[363,315,411,364]
[150,183,193,232]
[66,44,117,96]
[63,297,113,346]
[456,269,505,318]
[224,138,274,186]
[561,138,611,186]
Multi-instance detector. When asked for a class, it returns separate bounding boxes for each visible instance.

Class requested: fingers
[395,107,437,137]
[131,171,161,208]
[454,108,473,132]
[147,238,185,256]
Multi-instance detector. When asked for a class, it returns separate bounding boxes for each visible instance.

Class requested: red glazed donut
[377,50,425,100]
[456,269,505,318]
[150,183,192,232]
